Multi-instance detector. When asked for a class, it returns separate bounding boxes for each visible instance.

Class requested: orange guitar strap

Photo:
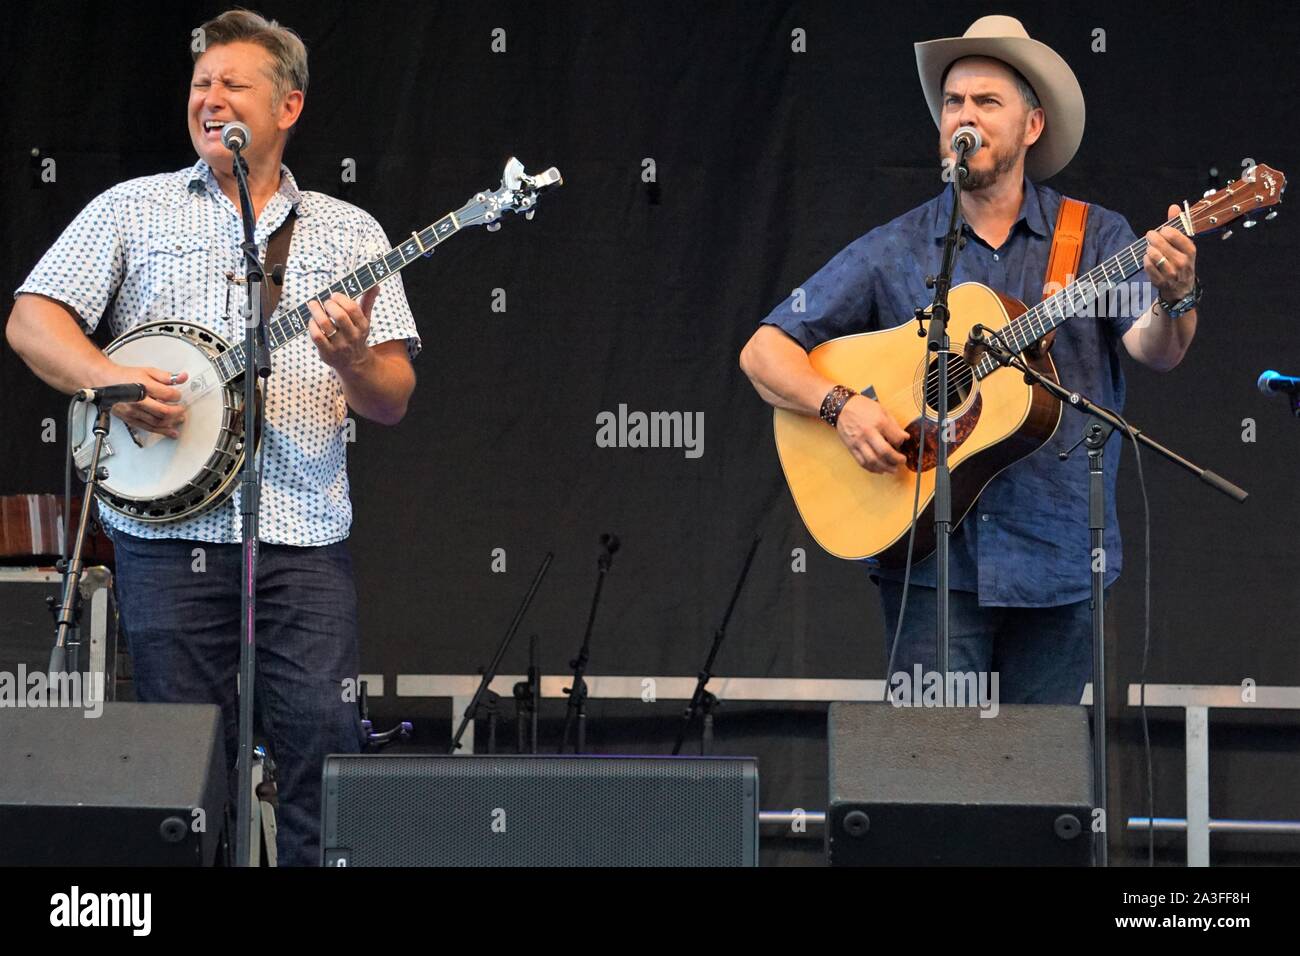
[1043,197,1089,297]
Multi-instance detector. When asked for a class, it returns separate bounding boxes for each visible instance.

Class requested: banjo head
[74,322,252,522]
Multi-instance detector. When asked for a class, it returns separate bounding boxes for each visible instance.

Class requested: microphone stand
[513,634,541,754]
[560,534,619,754]
[231,143,272,867]
[48,398,114,691]
[672,536,761,756]
[913,137,974,698]
[450,553,554,755]
[971,327,1247,866]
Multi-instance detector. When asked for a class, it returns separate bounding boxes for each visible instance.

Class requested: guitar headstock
[455,157,563,232]
[1186,163,1286,239]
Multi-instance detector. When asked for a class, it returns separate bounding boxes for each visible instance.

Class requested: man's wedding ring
[1155,255,1167,268]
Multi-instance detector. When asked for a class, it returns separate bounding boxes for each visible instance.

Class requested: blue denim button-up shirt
[762,176,1149,607]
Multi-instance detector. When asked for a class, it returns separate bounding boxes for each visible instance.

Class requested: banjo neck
[211,213,457,385]
[73,158,562,526]
[208,156,564,386]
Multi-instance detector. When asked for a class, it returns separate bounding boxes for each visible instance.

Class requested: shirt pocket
[141,230,214,322]
[284,249,341,312]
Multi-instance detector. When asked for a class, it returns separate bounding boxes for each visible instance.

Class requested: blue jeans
[876,579,1095,705]
[111,531,365,867]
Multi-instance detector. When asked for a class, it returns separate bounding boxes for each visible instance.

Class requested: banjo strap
[263,209,297,317]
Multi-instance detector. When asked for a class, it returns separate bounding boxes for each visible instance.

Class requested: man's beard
[939,140,1022,190]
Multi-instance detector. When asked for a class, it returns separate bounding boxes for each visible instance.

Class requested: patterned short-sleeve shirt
[16,159,421,546]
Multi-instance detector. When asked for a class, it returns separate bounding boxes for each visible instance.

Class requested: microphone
[600,533,621,555]
[951,125,981,158]
[74,383,147,405]
[1257,370,1300,394]
[221,121,251,151]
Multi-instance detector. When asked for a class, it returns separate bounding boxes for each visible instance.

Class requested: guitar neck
[971,213,1190,379]
[213,211,460,383]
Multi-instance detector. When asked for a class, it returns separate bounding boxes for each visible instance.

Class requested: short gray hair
[1011,70,1041,113]
[192,9,309,103]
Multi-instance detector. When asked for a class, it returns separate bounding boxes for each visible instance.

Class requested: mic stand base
[561,678,588,754]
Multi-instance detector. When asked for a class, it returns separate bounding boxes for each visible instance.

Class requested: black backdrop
[3,0,1298,865]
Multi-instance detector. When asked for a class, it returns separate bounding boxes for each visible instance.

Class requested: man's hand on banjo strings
[101,365,189,439]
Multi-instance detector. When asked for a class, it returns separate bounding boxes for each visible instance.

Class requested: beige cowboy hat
[915,14,1085,181]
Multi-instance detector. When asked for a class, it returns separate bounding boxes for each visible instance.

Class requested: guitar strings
[911,214,1188,401]
[863,214,1192,419]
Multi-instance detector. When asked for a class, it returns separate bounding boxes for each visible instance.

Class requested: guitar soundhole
[921,351,974,415]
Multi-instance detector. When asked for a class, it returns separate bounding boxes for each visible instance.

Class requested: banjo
[72,157,561,523]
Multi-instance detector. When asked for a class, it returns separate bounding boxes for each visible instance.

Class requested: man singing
[6,9,420,865]
[740,15,1200,704]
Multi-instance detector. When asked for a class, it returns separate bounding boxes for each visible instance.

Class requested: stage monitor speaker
[321,754,759,866]
[828,702,1093,866]
[0,702,227,865]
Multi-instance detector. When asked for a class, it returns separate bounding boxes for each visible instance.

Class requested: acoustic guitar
[773,165,1285,564]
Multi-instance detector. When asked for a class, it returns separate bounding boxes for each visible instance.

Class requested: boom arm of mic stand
[672,536,762,756]
[972,331,1248,502]
[450,553,554,754]
[561,544,616,753]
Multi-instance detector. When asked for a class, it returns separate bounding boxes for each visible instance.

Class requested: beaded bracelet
[819,384,857,428]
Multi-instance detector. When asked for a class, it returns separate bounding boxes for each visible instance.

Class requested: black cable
[1110,407,1154,866]
[881,394,927,703]
[63,399,77,563]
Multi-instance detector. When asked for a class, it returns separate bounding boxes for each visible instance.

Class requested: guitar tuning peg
[524,210,536,221]
[486,221,502,232]
[1243,218,1257,228]
[1221,229,1233,240]
[1266,210,1278,220]
[1202,188,1217,198]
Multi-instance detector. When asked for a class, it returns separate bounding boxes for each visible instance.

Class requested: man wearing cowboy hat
[740,16,1200,704]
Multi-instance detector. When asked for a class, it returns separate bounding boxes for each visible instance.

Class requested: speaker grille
[323,754,758,866]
